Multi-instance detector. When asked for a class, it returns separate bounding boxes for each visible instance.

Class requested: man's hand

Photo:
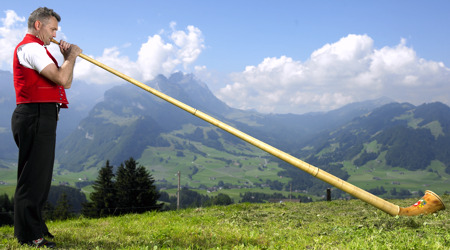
[40,40,82,88]
[59,40,82,61]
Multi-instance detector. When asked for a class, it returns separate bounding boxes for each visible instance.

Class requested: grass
[1,195,449,249]
[163,187,307,204]
[138,136,288,189]
[1,129,449,202]
[344,158,450,195]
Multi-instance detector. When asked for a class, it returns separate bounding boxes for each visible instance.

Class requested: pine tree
[135,165,160,211]
[0,193,14,226]
[84,160,116,217]
[42,201,54,221]
[115,157,160,214]
[212,193,233,206]
[53,192,72,220]
[47,186,87,214]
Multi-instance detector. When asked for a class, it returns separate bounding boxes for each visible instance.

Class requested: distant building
[268,199,301,203]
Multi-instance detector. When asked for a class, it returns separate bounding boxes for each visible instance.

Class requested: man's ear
[34,20,41,31]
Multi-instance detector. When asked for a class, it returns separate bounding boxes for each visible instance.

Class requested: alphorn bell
[52,39,446,216]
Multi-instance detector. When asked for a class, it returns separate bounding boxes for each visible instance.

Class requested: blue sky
[1,0,449,114]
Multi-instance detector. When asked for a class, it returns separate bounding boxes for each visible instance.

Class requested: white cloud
[170,23,205,67]
[218,34,450,114]
[2,10,449,115]
[0,10,68,71]
[137,34,176,82]
[0,10,26,71]
[77,21,205,84]
[74,47,140,85]
[0,11,205,85]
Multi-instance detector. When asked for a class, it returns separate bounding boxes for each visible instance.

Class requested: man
[11,7,82,248]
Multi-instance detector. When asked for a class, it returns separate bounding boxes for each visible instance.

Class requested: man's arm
[40,41,82,89]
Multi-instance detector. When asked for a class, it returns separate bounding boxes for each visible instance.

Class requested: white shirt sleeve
[17,43,55,73]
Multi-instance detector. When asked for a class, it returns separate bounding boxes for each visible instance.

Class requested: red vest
[13,34,69,108]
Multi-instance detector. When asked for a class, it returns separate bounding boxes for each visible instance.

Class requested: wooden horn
[398,190,445,216]
[51,39,446,216]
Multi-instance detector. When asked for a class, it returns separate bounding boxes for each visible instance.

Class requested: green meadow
[1,195,448,249]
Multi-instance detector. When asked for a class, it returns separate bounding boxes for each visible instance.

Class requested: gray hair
[28,7,61,30]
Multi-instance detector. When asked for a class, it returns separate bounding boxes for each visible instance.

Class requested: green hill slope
[1,195,448,249]
[46,73,391,199]
[295,102,450,196]
[2,70,449,201]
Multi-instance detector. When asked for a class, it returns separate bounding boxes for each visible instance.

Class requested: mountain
[0,69,391,170]
[56,73,229,171]
[0,70,107,166]
[231,97,394,151]
[290,101,450,195]
[301,102,450,169]
[2,70,449,196]
[55,72,390,177]
[0,70,17,163]
[57,79,110,141]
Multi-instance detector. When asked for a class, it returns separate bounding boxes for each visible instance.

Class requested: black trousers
[11,103,59,241]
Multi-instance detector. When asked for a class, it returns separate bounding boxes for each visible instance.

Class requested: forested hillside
[301,102,450,172]
[1,70,449,200]
[286,102,450,197]
[55,73,387,173]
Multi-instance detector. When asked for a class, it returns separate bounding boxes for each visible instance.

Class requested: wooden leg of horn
[398,190,446,216]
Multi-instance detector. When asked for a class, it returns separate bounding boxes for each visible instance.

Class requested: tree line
[0,155,312,225]
[3,154,436,226]
[82,158,161,217]
[0,189,81,226]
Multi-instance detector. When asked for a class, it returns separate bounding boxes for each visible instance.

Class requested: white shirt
[17,42,54,73]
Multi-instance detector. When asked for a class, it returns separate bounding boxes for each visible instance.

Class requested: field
[0,164,99,198]
[1,132,449,201]
[138,129,290,189]
[343,155,450,195]
[1,195,448,249]
[1,154,449,203]
[0,133,292,199]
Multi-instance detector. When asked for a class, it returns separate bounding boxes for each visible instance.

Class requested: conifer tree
[53,192,72,220]
[115,157,160,214]
[212,193,233,206]
[85,160,116,217]
[42,201,54,221]
[0,193,14,226]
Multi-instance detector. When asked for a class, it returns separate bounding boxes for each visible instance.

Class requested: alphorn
[52,39,445,216]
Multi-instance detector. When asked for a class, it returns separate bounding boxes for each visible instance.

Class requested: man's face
[36,16,58,45]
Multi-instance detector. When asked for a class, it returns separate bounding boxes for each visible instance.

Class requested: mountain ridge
[54,73,392,172]
[1,70,448,196]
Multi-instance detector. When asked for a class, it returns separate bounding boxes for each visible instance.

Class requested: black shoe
[28,238,56,248]
[44,231,55,239]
